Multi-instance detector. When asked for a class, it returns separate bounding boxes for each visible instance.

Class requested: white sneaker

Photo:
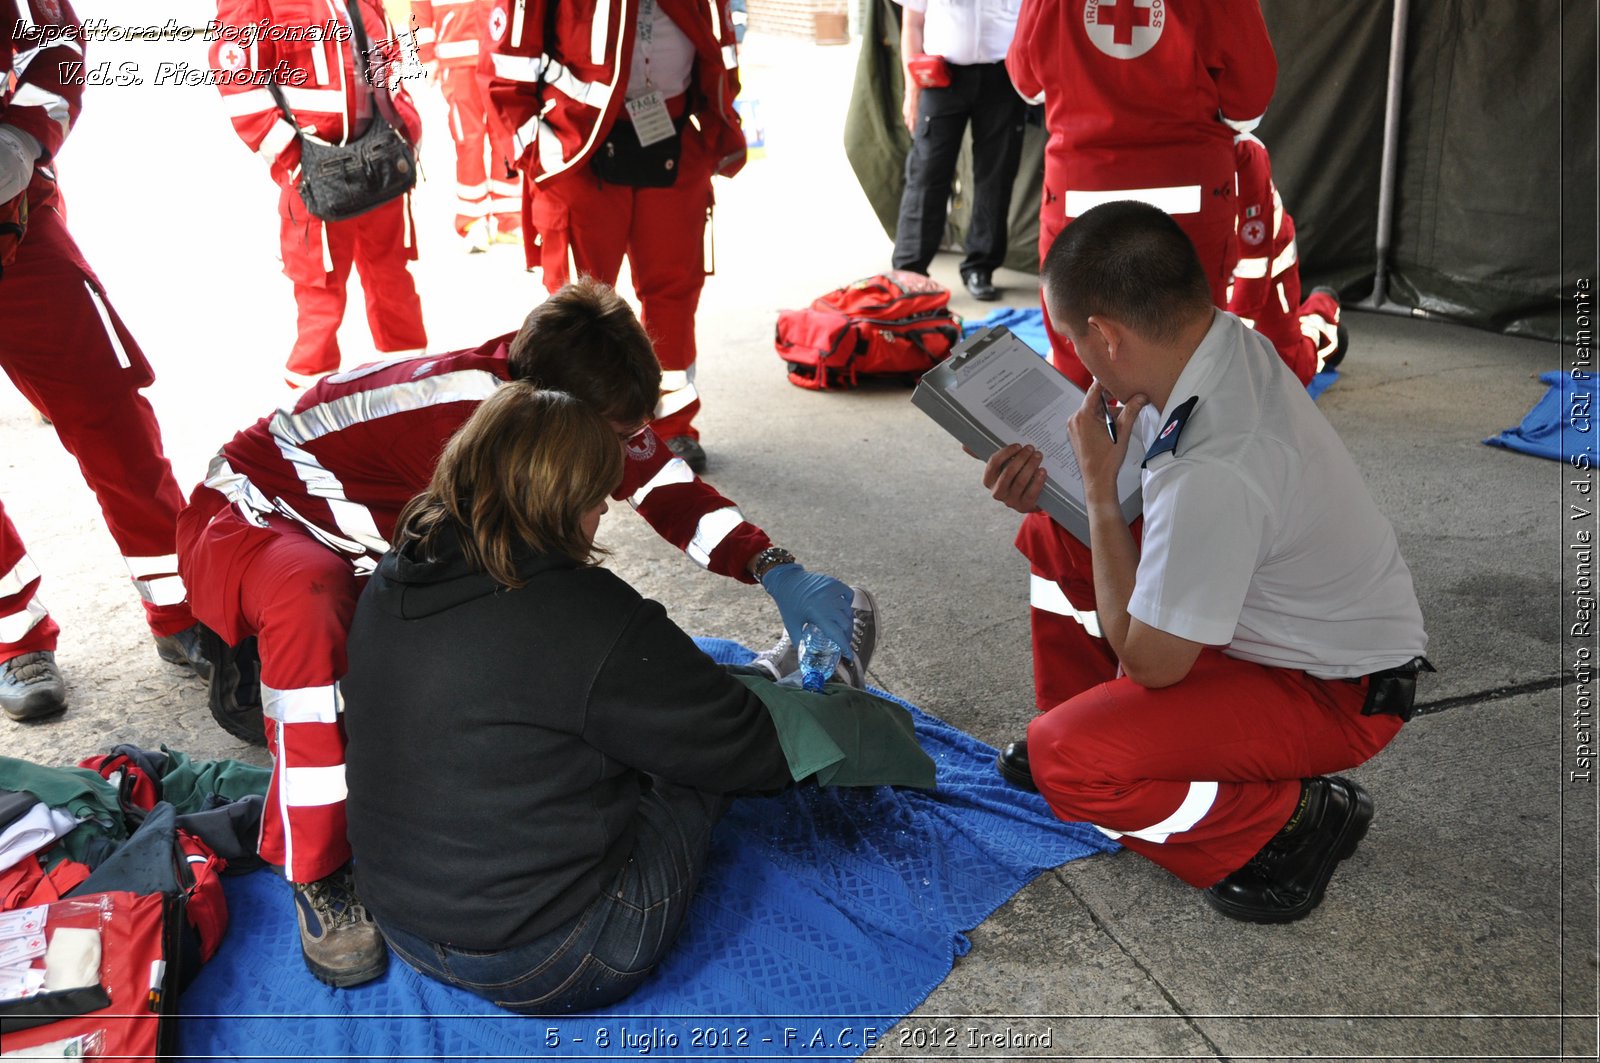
[750,632,795,680]
[463,219,491,254]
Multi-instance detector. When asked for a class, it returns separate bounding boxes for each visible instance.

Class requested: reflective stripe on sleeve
[1232,255,1269,279]
[686,506,745,568]
[6,83,72,139]
[258,117,298,160]
[435,40,479,59]
[629,457,697,507]
[1029,574,1102,638]
[1269,238,1299,280]
[1065,184,1201,218]
[222,87,277,117]
[262,681,343,725]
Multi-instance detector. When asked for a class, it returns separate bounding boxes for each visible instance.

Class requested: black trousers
[891,60,1026,278]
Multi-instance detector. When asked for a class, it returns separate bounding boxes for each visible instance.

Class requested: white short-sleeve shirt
[896,0,1021,66]
[1126,311,1428,679]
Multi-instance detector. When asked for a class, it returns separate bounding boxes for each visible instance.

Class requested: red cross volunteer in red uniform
[1005,0,1277,715]
[208,0,428,389]
[983,202,1430,923]
[411,0,522,248]
[1226,131,1345,387]
[484,0,747,473]
[176,281,871,988]
[1007,0,1277,389]
[0,0,209,723]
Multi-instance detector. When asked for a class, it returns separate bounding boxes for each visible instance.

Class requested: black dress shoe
[995,740,1038,792]
[962,271,1000,301]
[1204,776,1373,924]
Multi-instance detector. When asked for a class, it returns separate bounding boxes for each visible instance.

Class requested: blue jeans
[377,781,727,1014]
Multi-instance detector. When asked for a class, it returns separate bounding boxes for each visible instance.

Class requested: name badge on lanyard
[627,90,676,147]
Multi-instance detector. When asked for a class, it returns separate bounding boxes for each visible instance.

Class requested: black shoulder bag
[267,1,417,221]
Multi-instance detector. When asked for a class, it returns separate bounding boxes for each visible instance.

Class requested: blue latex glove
[760,563,853,651]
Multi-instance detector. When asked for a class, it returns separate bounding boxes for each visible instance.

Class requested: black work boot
[1204,776,1373,924]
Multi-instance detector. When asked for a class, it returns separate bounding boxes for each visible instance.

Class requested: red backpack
[775,271,962,390]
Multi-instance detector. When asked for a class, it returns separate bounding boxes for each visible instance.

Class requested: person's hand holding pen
[1068,381,1148,508]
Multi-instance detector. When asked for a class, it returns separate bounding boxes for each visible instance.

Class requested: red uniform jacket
[207,0,423,188]
[2,0,85,211]
[411,0,487,68]
[200,339,771,580]
[483,0,745,189]
[1007,0,1275,207]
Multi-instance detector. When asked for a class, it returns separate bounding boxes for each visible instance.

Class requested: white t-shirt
[896,0,1020,66]
[1127,311,1428,679]
[627,0,696,101]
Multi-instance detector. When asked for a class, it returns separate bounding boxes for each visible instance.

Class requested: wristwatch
[750,546,796,582]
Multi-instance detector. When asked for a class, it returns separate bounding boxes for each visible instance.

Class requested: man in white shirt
[981,201,1431,922]
[891,0,1025,301]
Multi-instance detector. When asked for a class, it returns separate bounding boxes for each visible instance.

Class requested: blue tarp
[179,638,1116,1061]
[1484,371,1597,464]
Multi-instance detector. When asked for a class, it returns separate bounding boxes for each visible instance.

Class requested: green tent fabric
[733,674,937,789]
[845,0,1597,343]
[842,0,1045,275]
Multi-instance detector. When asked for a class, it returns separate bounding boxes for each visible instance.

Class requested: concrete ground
[2,20,1594,1062]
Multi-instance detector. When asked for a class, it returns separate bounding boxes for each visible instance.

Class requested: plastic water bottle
[797,623,841,692]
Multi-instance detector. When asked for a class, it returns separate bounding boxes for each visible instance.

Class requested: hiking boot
[292,864,387,987]
[833,585,879,690]
[1204,776,1373,924]
[0,651,67,721]
[665,435,707,473]
[154,623,213,682]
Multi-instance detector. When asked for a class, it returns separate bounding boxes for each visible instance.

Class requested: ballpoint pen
[1099,390,1117,443]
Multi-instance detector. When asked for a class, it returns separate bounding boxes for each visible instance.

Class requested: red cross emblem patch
[218,43,248,71]
[1083,0,1164,60]
[489,5,509,41]
[1241,218,1267,246]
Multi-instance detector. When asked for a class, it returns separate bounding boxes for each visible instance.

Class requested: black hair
[1041,200,1213,343]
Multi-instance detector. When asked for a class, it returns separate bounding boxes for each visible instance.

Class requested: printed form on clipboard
[911,326,1147,545]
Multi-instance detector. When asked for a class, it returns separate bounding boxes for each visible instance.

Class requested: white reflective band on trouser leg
[124,555,188,607]
[629,457,697,507]
[1029,574,1103,638]
[1064,184,1202,218]
[1092,781,1219,844]
[686,507,745,568]
[281,764,347,807]
[655,381,700,420]
[0,598,49,643]
[0,555,41,599]
[262,682,343,725]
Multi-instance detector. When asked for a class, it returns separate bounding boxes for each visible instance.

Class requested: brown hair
[507,279,661,427]
[395,383,625,586]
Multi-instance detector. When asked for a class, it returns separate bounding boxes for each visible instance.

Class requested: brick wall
[747,0,860,41]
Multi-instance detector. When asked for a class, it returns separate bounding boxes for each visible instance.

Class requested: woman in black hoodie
[341,383,793,1014]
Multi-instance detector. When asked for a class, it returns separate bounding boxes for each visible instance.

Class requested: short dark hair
[507,279,661,426]
[1041,201,1213,343]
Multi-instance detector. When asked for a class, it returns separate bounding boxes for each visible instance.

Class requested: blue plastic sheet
[179,639,1115,1061]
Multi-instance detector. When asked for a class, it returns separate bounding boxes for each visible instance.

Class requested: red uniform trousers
[0,500,56,659]
[177,488,359,884]
[280,188,428,381]
[1036,157,1238,390]
[1235,279,1341,388]
[1016,511,1403,887]
[527,118,713,441]
[0,204,195,653]
[440,65,519,237]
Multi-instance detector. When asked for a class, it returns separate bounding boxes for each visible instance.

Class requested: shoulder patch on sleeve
[1143,395,1199,467]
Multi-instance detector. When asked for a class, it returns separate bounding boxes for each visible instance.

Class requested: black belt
[1358,656,1437,721]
